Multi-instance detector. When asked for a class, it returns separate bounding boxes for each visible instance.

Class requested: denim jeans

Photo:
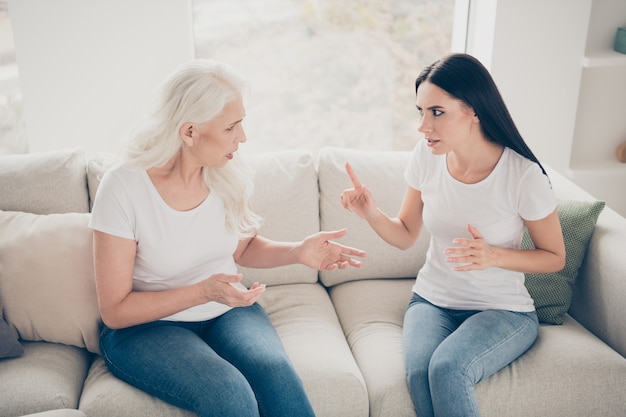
[403,293,539,417]
[100,303,315,417]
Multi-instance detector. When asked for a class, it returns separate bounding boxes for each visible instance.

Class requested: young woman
[89,59,366,417]
[340,53,565,417]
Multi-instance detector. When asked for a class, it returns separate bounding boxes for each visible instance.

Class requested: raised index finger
[345,161,363,188]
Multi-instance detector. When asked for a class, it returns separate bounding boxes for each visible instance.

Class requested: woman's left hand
[444,224,497,271]
[294,229,367,271]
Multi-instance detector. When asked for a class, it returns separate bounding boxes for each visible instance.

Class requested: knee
[428,351,470,385]
[405,354,430,389]
[195,369,259,417]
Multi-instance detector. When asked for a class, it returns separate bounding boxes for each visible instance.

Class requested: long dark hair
[415,53,547,177]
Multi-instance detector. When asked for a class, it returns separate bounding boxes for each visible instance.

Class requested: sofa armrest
[569,206,626,358]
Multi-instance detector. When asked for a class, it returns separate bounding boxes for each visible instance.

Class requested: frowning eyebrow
[416,104,444,111]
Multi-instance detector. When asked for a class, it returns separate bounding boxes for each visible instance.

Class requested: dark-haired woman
[340,53,565,417]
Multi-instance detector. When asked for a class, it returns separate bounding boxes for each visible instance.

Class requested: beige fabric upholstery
[331,279,626,417]
[317,147,429,287]
[0,211,101,353]
[260,283,369,417]
[0,148,89,214]
[0,342,91,417]
[79,358,195,417]
[238,150,321,286]
[329,279,416,417]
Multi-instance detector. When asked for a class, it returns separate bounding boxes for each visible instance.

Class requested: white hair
[122,59,261,236]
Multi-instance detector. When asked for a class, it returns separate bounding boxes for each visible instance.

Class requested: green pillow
[522,199,605,325]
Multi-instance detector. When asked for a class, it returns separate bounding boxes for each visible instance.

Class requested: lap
[403,293,539,381]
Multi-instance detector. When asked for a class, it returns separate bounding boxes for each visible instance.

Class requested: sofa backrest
[0,148,89,214]
[317,147,430,287]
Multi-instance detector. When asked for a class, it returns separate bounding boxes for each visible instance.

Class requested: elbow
[548,251,567,273]
[99,307,128,330]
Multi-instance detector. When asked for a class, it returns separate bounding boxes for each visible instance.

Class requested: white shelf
[569,160,626,176]
[583,49,626,68]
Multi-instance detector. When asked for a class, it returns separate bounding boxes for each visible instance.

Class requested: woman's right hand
[340,162,378,220]
[198,273,265,307]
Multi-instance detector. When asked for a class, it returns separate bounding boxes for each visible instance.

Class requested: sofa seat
[77,283,368,417]
[330,278,626,417]
[0,342,91,417]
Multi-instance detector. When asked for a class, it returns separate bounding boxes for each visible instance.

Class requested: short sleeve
[518,163,556,221]
[88,168,136,240]
[404,141,426,190]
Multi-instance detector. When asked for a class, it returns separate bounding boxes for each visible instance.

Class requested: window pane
[193,0,455,152]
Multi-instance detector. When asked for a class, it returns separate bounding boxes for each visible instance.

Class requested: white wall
[9,0,194,155]
[465,0,626,217]
[465,0,592,174]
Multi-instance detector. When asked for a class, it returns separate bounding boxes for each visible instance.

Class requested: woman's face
[190,96,247,168]
[415,81,478,155]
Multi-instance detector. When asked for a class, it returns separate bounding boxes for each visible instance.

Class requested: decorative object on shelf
[617,142,626,163]
[615,27,626,54]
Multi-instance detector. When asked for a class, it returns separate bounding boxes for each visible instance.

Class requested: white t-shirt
[89,163,244,322]
[404,140,556,312]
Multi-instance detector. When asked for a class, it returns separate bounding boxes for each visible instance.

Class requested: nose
[417,114,431,135]
[237,124,247,144]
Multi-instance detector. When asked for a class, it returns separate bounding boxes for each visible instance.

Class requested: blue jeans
[100,303,315,417]
[403,293,539,417]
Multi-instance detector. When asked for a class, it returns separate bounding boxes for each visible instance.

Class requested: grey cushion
[0,148,89,214]
[0,317,23,359]
[0,342,91,417]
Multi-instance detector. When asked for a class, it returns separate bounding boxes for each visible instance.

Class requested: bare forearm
[492,247,566,273]
[366,208,421,250]
[236,236,299,269]
[100,284,206,329]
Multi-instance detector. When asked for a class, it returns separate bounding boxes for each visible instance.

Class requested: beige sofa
[0,147,625,417]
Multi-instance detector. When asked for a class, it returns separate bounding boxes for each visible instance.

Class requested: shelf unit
[582,49,626,68]
[568,0,626,217]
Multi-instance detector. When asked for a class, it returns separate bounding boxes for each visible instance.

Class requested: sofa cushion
[79,358,195,417]
[260,283,368,417]
[80,284,368,417]
[329,279,414,417]
[0,317,23,358]
[0,341,91,417]
[21,410,88,417]
[522,199,605,324]
[0,148,89,214]
[239,150,320,286]
[317,147,429,287]
[330,278,626,417]
[0,211,101,353]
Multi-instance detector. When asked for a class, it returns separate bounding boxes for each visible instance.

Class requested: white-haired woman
[89,59,366,417]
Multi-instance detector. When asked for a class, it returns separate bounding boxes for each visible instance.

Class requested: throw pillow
[0,211,101,353]
[0,317,23,358]
[522,199,605,325]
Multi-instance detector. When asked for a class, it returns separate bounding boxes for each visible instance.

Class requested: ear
[179,122,194,146]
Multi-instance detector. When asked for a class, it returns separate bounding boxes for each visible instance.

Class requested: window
[193,0,456,153]
[0,0,456,154]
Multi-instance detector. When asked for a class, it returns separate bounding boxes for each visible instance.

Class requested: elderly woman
[89,59,366,417]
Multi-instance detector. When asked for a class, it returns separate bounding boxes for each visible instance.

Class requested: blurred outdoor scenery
[0,0,454,154]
